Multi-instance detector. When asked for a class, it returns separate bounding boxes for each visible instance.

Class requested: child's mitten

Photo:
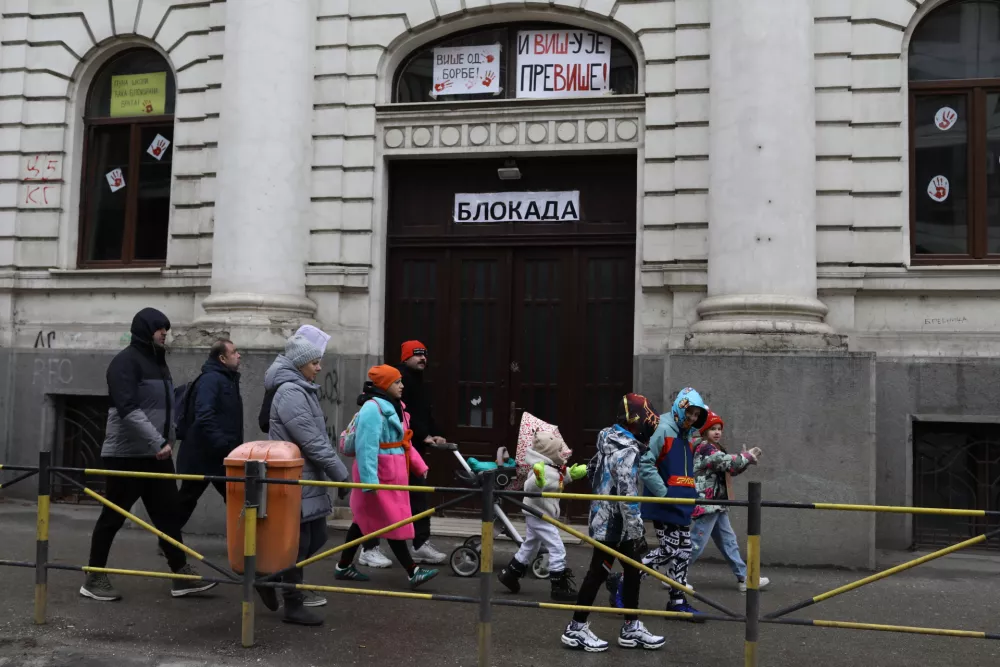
[569,463,588,481]
[532,461,546,488]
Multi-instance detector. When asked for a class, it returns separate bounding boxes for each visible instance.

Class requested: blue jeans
[690,511,747,580]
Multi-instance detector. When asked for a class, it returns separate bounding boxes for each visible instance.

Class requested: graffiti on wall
[21,154,62,208]
[33,331,56,349]
[32,358,73,386]
[318,369,342,444]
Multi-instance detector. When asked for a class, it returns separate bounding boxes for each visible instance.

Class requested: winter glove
[532,461,546,488]
[337,486,350,500]
[569,464,588,481]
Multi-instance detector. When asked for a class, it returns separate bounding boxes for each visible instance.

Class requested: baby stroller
[448,446,551,580]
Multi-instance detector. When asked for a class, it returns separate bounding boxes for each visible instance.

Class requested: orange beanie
[368,364,402,391]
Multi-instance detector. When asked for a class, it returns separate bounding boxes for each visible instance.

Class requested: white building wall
[1,0,998,359]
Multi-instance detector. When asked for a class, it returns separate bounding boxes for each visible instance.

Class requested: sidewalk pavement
[1,499,999,666]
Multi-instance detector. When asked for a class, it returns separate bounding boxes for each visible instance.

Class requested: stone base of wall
[636,350,877,569]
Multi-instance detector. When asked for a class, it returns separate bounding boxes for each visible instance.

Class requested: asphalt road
[0,500,999,666]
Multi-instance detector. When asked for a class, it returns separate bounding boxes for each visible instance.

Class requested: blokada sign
[454,191,580,223]
[110,72,167,117]
[432,44,501,97]
[516,29,611,99]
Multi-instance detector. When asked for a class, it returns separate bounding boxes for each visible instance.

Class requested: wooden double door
[386,245,635,506]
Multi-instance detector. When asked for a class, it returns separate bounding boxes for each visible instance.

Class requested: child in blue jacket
[608,387,708,618]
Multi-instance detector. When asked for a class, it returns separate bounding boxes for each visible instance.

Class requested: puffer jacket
[177,357,244,476]
[523,448,567,518]
[588,425,664,543]
[691,438,755,519]
[641,387,708,526]
[102,308,174,457]
[265,354,349,523]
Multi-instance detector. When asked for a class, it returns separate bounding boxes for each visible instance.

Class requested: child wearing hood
[607,387,707,618]
[689,410,769,592]
[560,394,668,653]
[497,431,587,601]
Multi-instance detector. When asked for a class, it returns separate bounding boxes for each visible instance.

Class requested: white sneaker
[662,580,694,593]
[739,576,769,593]
[410,542,447,565]
[358,545,392,569]
[561,621,609,652]
[618,620,665,650]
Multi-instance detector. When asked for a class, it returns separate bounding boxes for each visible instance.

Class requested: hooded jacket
[177,357,244,476]
[396,363,437,452]
[102,308,174,458]
[588,425,665,543]
[523,446,569,518]
[640,388,709,526]
[265,354,349,523]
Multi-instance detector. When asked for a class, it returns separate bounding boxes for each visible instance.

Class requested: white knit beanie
[284,334,323,369]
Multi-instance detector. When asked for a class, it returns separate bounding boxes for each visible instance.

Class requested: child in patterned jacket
[688,410,769,592]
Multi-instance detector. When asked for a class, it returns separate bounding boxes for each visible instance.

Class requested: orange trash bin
[224,441,304,574]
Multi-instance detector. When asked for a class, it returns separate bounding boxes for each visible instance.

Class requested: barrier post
[477,472,495,667]
[744,481,762,666]
[34,450,51,625]
[241,460,263,648]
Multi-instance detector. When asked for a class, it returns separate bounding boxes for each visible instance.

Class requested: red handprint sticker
[482,71,495,87]
[927,175,950,203]
[485,53,495,63]
[935,107,958,131]
[433,80,453,93]
[147,134,171,160]
[105,168,126,193]
[143,100,154,114]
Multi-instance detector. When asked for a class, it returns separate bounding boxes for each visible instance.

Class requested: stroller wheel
[450,545,480,578]
[531,553,551,580]
[464,535,482,552]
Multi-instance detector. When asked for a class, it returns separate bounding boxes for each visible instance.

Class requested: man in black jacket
[80,308,217,602]
[398,340,447,565]
[176,339,244,530]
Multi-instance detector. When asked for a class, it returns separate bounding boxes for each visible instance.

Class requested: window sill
[49,267,164,276]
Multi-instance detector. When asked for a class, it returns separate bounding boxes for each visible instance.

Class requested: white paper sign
[927,175,950,202]
[147,133,170,160]
[454,191,580,223]
[106,168,125,193]
[516,29,611,99]
[432,44,501,97]
[935,107,958,131]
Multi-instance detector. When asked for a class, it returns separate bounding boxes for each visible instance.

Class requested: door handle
[510,401,524,426]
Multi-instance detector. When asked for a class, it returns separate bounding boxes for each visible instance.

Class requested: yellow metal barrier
[5,453,1000,666]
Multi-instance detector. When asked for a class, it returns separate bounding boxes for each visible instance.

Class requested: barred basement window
[78,48,176,267]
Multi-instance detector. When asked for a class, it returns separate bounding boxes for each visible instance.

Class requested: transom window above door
[394,23,638,103]
[910,0,1000,263]
[79,48,176,268]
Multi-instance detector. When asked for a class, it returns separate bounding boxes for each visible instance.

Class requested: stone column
[692,0,833,342]
[197,0,316,345]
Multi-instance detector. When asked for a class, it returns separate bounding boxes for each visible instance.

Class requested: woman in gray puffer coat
[262,333,349,627]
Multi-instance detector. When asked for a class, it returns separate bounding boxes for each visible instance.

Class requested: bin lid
[224,441,305,468]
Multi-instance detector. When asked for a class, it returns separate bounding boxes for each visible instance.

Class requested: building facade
[2,0,999,568]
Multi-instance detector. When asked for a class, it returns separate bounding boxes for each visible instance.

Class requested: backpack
[173,373,204,441]
[257,381,290,433]
[338,400,376,457]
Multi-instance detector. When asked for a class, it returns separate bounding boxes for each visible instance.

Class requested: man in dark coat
[81,308,217,602]
[176,338,244,530]
[397,340,448,565]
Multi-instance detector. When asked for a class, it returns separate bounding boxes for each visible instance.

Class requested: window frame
[909,77,1000,264]
[391,22,638,105]
[77,49,175,269]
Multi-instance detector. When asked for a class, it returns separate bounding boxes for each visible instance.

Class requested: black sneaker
[79,573,121,602]
[171,564,219,597]
[549,569,578,603]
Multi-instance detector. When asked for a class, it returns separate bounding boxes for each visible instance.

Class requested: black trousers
[88,457,188,572]
[283,518,328,603]
[340,523,415,573]
[365,471,430,551]
[177,478,227,531]
[573,540,642,623]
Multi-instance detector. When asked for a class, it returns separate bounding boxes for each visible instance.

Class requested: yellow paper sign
[110,72,167,117]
